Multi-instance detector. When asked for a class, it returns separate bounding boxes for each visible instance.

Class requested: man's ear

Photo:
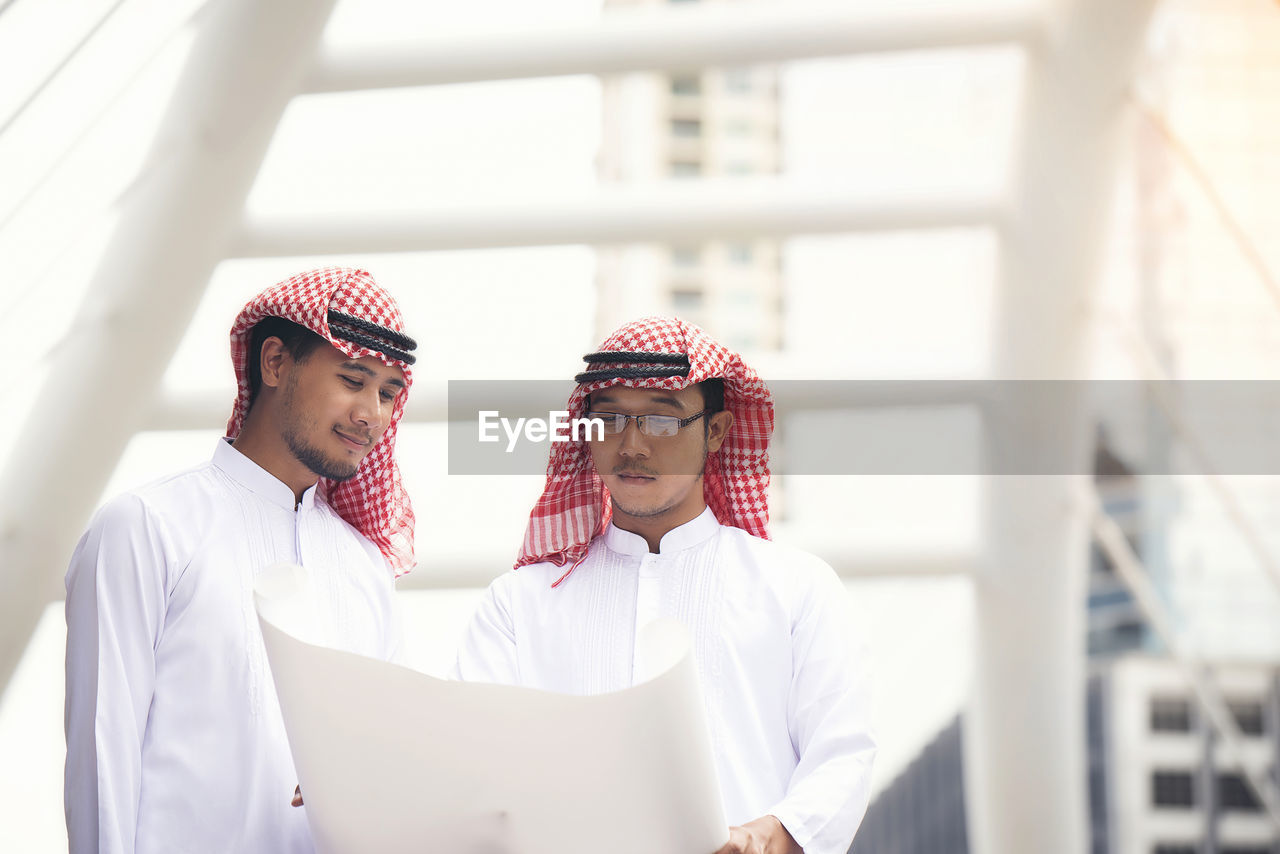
[706,410,734,453]
[258,337,289,391]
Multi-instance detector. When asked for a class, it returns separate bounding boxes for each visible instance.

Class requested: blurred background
[1,0,1278,851]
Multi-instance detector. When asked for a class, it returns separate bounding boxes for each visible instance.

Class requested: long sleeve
[769,566,877,854]
[64,494,172,854]
[382,591,407,665]
[451,575,520,684]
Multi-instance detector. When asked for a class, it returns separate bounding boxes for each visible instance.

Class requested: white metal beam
[401,544,975,591]
[232,180,1004,256]
[303,0,1043,92]
[145,378,994,431]
[0,0,340,694]
[1119,319,1280,597]
[965,1,1158,853]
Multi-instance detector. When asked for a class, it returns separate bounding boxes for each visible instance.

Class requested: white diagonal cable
[1119,318,1280,597]
[0,0,131,138]
[1128,90,1280,320]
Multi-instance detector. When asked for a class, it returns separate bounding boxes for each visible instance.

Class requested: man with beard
[64,267,418,854]
[455,317,876,854]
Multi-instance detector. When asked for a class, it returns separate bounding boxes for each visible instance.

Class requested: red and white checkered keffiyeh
[226,267,416,576]
[517,316,773,584]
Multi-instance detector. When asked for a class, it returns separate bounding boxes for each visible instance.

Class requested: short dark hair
[697,379,725,439]
[246,317,327,405]
[698,378,725,415]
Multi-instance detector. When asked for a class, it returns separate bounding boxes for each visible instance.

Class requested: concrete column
[965,1,1158,852]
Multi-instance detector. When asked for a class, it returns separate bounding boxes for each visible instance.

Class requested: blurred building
[1128,0,1280,660]
[849,1,1280,848]
[1088,656,1279,854]
[1090,432,1154,658]
[847,432,1158,854]
[847,433,1279,854]
[595,0,784,349]
[852,658,1280,854]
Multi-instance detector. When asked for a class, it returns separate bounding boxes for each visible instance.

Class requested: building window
[671,118,702,139]
[1217,773,1262,812]
[1110,621,1145,647]
[670,160,701,178]
[1219,848,1273,854]
[1228,700,1265,736]
[1152,846,1197,854]
[670,246,700,267]
[1151,771,1195,808]
[1150,698,1192,733]
[1089,589,1135,609]
[727,243,753,265]
[670,288,703,312]
[670,75,701,96]
[725,118,754,136]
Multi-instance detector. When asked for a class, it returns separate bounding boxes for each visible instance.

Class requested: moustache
[611,464,659,477]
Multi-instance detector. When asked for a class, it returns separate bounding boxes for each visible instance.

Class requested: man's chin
[610,496,679,520]
[317,453,362,481]
[288,441,361,483]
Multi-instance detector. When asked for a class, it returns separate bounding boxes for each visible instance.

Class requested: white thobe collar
[603,506,720,557]
[213,438,318,512]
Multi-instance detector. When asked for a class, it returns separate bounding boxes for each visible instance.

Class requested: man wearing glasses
[454,317,876,854]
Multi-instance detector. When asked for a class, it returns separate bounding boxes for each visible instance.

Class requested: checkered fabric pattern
[517,316,773,584]
[226,267,416,576]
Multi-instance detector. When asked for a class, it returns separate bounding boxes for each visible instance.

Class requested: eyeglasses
[583,410,710,438]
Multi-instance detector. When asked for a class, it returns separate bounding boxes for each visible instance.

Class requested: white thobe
[454,508,876,854]
[64,439,402,854]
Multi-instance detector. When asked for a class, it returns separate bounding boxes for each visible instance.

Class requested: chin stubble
[286,434,359,482]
